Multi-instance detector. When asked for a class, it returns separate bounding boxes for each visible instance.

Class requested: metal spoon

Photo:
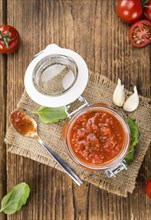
[10,110,83,186]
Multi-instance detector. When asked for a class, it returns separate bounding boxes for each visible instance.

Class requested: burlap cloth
[5,72,151,197]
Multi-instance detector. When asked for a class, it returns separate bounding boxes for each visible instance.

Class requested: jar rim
[32,54,78,96]
[65,105,130,170]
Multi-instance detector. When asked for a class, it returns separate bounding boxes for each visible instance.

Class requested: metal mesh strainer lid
[24,44,88,107]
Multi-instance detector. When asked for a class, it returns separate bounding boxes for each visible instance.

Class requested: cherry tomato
[0,25,20,54]
[146,178,151,199]
[144,0,151,21]
[117,0,143,24]
[129,19,151,47]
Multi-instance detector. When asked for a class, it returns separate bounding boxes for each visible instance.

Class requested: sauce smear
[10,110,36,136]
[69,110,126,165]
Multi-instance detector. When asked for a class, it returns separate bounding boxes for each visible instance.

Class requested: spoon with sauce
[10,110,83,186]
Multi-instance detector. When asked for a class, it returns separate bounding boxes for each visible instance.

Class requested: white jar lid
[24,44,88,107]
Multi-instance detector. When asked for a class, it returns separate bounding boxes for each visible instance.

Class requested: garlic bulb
[123,86,139,112]
[113,78,125,106]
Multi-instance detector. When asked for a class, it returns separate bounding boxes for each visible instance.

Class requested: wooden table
[0,0,151,219]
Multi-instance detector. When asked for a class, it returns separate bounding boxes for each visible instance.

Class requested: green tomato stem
[0,29,17,49]
[3,37,9,49]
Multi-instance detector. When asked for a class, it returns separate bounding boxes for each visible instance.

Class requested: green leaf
[0,182,30,215]
[127,117,139,147]
[32,106,67,123]
[124,117,139,165]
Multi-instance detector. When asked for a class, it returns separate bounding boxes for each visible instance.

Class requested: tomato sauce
[10,110,36,136]
[68,110,126,165]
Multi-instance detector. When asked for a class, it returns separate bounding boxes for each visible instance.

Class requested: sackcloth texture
[5,72,151,197]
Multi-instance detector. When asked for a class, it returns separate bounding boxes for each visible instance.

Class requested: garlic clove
[123,86,139,112]
[113,78,125,107]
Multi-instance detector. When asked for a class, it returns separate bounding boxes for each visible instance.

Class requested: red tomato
[129,20,151,47]
[0,25,20,54]
[117,0,143,24]
[144,0,151,21]
[146,178,151,199]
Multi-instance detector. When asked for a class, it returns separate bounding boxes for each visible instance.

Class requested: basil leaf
[32,106,67,123]
[124,117,139,165]
[0,182,30,215]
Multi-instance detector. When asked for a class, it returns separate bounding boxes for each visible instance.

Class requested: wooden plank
[0,0,7,220]
[6,0,77,220]
[5,0,151,220]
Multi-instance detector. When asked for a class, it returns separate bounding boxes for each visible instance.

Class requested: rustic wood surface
[0,0,151,219]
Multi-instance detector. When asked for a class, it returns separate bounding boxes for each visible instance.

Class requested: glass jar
[62,103,130,177]
[24,44,130,178]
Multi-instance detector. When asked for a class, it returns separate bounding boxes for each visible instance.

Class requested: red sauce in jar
[68,110,126,165]
[10,110,36,136]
